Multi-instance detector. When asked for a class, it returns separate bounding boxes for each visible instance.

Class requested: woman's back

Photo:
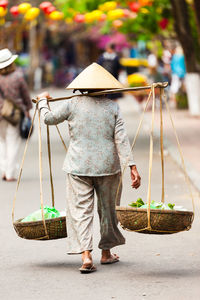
[64,96,120,176]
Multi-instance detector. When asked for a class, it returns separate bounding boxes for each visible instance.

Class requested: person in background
[170,46,186,106]
[0,49,32,182]
[97,43,122,100]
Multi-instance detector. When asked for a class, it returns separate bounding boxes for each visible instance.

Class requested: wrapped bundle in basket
[13,207,67,240]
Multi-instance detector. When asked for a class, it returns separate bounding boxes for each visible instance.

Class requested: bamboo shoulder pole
[32,82,168,103]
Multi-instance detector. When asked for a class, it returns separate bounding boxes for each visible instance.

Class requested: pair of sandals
[79,254,119,274]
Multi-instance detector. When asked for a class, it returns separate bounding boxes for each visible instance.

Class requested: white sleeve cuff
[38,98,48,110]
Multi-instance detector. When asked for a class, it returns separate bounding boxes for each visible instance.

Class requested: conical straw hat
[66,63,124,90]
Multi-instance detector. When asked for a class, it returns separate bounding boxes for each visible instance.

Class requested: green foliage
[119,0,173,41]
[187,3,200,63]
[176,91,188,110]
[54,0,109,16]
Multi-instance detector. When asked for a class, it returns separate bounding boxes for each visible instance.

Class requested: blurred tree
[170,0,200,115]
[170,0,200,72]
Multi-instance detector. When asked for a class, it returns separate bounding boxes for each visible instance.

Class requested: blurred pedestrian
[0,49,32,182]
[170,46,186,106]
[36,63,141,273]
[97,43,122,100]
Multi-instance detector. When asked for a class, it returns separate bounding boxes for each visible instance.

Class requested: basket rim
[13,216,66,227]
[116,206,194,216]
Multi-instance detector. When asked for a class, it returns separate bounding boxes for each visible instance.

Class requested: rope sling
[12,83,194,240]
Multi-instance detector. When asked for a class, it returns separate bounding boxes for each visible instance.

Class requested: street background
[1,0,200,299]
[0,91,200,300]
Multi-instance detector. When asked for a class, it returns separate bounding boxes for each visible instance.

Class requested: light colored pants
[66,173,125,254]
[0,119,21,179]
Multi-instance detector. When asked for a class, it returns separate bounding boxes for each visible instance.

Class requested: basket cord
[12,106,37,224]
[47,125,55,207]
[38,110,49,238]
[115,89,153,207]
[163,91,195,214]
[146,84,156,229]
[160,88,165,203]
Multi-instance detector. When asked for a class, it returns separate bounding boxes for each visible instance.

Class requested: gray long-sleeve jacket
[39,96,135,176]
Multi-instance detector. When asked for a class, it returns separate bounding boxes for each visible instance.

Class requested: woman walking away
[0,49,32,181]
[37,63,141,273]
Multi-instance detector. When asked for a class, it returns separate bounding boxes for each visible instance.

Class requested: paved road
[0,92,200,300]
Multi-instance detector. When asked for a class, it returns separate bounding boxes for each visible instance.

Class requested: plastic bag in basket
[21,206,61,222]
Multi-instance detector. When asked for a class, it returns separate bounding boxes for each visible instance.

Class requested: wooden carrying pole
[32,82,168,103]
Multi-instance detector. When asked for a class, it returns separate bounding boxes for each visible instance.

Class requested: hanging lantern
[49,11,64,21]
[107,9,124,20]
[18,3,32,14]
[159,18,169,30]
[10,6,19,17]
[74,13,85,23]
[0,0,8,9]
[91,10,103,21]
[129,2,140,13]
[68,8,77,17]
[138,0,152,6]
[123,9,131,17]
[0,6,7,17]
[45,6,56,15]
[99,1,117,12]
[100,13,107,21]
[24,7,40,21]
[140,7,149,14]
[65,17,73,24]
[84,12,95,23]
[0,17,5,25]
[113,19,123,29]
[39,2,52,12]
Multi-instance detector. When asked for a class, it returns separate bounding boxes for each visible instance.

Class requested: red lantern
[100,13,106,21]
[10,6,19,17]
[139,0,152,6]
[123,9,130,17]
[129,2,140,13]
[74,14,85,23]
[39,2,52,12]
[159,18,169,30]
[0,0,8,9]
[45,6,56,15]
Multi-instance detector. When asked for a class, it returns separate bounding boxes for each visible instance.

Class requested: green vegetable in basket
[129,198,144,208]
[21,206,61,222]
[129,199,184,211]
[168,203,175,210]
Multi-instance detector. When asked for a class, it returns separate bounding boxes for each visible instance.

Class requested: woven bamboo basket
[116,206,194,234]
[13,216,67,240]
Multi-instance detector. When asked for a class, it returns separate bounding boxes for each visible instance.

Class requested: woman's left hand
[130,165,141,189]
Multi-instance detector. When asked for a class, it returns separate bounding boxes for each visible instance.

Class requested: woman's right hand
[36,91,51,101]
